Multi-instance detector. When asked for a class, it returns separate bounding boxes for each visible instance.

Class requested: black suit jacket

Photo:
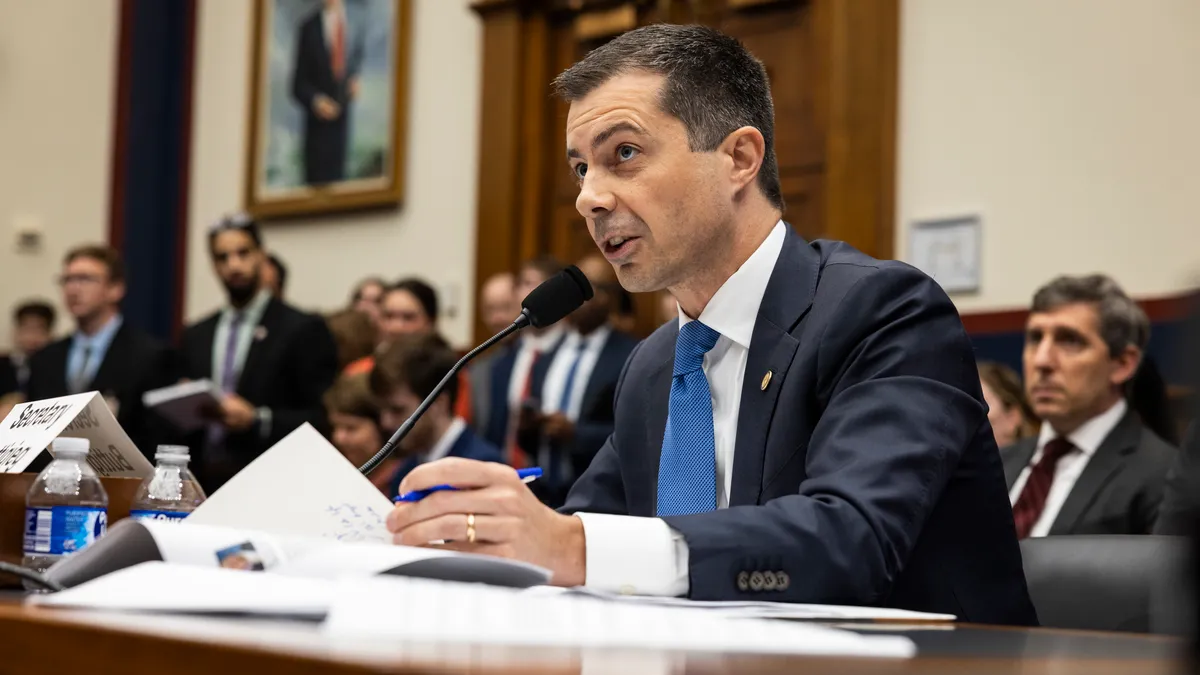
[1154,295,1200,536]
[562,228,1037,625]
[25,322,176,455]
[0,356,17,397]
[179,298,338,488]
[1001,410,1176,535]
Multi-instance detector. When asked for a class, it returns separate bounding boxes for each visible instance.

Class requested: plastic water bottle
[22,438,109,578]
[129,445,206,523]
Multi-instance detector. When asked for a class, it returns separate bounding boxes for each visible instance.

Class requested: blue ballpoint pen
[393,467,543,503]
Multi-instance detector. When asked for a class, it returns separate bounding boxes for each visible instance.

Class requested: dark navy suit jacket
[480,337,564,452]
[562,228,1038,626]
[387,426,504,499]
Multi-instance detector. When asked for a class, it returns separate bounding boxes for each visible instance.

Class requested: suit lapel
[237,299,280,397]
[1002,440,1037,489]
[1048,412,1141,535]
[730,227,819,505]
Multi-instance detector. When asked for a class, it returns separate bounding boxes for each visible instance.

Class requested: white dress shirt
[1008,398,1127,538]
[576,221,787,596]
[424,417,467,464]
[506,326,566,409]
[540,326,612,421]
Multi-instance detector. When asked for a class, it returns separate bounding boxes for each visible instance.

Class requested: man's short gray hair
[1031,274,1150,356]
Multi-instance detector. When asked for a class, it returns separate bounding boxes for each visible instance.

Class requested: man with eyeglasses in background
[25,244,175,455]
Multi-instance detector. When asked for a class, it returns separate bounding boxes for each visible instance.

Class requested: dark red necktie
[1011,437,1075,539]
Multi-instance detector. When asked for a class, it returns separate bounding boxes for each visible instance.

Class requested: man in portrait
[291,0,365,185]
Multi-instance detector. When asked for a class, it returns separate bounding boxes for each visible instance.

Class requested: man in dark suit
[180,214,338,490]
[1000,274,1174,537]
[369,333,503,498]
[478,257,567,466]
[291,0,364,185]
[385,25,1036,625]
[26,245,175,454]
[524,254,637,506]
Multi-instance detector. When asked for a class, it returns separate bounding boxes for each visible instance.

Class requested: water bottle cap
[155,444,191,461]
[51,437,90,457]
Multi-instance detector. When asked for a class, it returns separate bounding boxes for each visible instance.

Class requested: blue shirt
[67,314,123,393]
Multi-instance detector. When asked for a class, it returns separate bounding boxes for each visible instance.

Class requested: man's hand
[387,458,586,587]
[541,412,575,443]
[219,394,257,432]
[313,94,341,120]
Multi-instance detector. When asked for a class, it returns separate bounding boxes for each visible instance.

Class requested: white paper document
[546,587,956,622]
[0,392,153,477]
[142,380,223,433]
[187,423,395,543]
[324,576,916,658]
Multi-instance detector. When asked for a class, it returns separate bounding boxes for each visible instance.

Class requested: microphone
[358,265,593,475]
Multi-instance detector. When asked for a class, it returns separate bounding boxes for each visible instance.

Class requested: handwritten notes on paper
[324,503,390,543]
[188,424,395,543]
[0,392,153,477]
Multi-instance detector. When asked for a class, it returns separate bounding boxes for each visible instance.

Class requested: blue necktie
[656,320,720,516]
[557,339,586,413]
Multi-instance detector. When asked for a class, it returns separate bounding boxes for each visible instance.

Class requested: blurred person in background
[1002,274,1174,538]
[326,308,378,370]
[469,272,519,443]
[523,254,638,506]
[0,300,56,397]
[1128,355,1181,445]
[324,373,390,494]
[26,245,175,454]
[349,276,385,327]
[370,333,501,498]
[1154,292,1199,535]
[478,256,567,464]
[179,214,338,490]
[609,285,637,335]
[978,361,1038,449]
[261,253,288,299]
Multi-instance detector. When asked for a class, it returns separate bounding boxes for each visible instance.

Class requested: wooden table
[0,595,1186,675]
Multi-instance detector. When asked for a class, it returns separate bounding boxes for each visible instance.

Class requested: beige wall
[897,0,1200,312]
[0,0,118,349]
[188,0,481,345]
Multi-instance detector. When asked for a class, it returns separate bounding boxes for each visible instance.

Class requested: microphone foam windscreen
[521,265,594,328]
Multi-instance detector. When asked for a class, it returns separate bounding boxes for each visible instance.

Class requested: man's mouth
[601,235,639,259]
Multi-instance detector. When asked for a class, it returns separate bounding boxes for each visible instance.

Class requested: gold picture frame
[244,0,410,218]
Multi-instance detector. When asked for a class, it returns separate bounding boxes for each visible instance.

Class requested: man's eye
[573,163,588,179]
[617,145,639,161]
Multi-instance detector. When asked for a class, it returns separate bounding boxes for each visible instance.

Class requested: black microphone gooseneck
[358,265,594,476]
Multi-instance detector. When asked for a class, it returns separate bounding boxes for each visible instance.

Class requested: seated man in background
[26,245,175,453]
[1153,293,1200,536]
[324,373,390,494]
[180,214,338,490]
[370,334,502,498]
[0,300,56,399]
[523,255,637,506]
[1002,274,1174,537]
[468,272,519,443]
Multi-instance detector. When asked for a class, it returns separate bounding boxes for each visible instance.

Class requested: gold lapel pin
[761,370,773,391]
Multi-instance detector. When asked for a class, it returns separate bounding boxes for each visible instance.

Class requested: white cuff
[575,512,689,597]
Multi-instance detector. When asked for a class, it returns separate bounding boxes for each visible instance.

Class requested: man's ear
[722,126,766,195]
[1111,345,1142,388]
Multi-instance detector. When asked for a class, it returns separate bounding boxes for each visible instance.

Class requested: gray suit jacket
[1001,411,1176,535]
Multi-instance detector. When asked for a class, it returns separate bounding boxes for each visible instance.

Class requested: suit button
[762,571,777,591]
[776,571,790,591]
[737,571,750,592]
[750,571,765,591]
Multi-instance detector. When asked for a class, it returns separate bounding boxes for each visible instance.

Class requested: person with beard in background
[179,214,338,490]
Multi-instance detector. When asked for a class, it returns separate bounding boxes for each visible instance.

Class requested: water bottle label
[22,506,107,556]
[129,510,189,523]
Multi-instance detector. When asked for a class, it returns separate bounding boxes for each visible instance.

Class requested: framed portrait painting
[244,0,410,218]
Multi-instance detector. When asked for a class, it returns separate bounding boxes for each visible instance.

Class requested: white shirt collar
[424,417,467,464]
[678,221,787,348]
[1037,398,1128,457]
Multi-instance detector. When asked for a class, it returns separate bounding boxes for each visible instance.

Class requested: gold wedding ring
[466,513,477,544]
